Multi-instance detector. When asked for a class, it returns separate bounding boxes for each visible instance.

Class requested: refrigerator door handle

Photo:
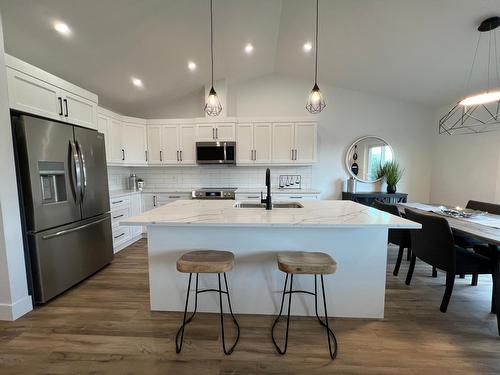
[76,141,87,201]
[41,216,109,240]
[69,141,82,204]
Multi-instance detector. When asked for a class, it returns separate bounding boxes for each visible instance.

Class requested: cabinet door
[236,123,254,164]
[129,193,143,237]
[97,115,110,162]
[272,123,294,163]
[62,91,98,130]
[294,123,317,163]
[253,123,272,164]
[107,119,123,164]
[215,123,235,141]
[147,125,163,165]
[162,125,179,164]
[122,122,147,165]
[196,123,215,141]
[7,68,62,120]
[179,124,196,164]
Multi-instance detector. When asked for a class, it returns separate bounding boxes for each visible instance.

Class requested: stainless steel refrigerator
[12,113,113,304]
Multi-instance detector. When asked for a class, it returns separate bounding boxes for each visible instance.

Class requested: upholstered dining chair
[404,209,493,313]
[372,200,411,276]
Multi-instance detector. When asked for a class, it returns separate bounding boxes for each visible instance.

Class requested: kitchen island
[122,199,419,318]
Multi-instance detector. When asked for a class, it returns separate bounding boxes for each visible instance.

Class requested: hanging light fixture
[204,0,222,116]
[439,16,500,135]
[306,0,326,114]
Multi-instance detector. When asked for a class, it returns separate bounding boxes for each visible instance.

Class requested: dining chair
[372,200,411,276]
[454,201,500,285]
[404,209,493,313]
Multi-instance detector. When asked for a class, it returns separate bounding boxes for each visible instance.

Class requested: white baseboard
[0,295,33,321]
[114,234,143,253]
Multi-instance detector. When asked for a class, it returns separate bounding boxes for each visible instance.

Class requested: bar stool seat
[177,250,234,273]
[272,251,338,360]
[175,250,240,355]
[277,251,337,275]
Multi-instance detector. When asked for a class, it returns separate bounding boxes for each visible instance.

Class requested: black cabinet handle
[114,232,125,239]
[168,196,181,199]
[212,128,215,139]
[216,128,218,139]
[111,200,123,204]
[145,150,148,162]
[63,98,68,117]
[122,149,125,161]
[58,97,63,116]
[180,150,183,161]
[160,150,163,162]
[112,214,124,219]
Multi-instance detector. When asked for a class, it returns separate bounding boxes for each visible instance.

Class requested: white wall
[147,88,205,119]
[0,14,32,320]
[228,74,435,200]
[430,106,500,206]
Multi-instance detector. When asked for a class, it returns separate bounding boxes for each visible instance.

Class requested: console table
[342,192,408,207]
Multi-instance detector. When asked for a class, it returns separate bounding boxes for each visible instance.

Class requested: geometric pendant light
[306,0,326,114]
[439,16,500,135]
[204,0,223,116]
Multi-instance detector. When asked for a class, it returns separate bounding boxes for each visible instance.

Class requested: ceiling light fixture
[303,42,313,53]
[204,0,222,116]
[54,21,71,36]
[188,61,197,71]
[131,77,143,88]
[305,0,326,114]
[439,16,500,135]
[244,43,254,54]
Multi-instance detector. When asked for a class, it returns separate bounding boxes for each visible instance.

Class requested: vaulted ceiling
[0,0,499,117]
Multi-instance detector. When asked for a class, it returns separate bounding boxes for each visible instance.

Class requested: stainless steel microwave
[196,142,236,164]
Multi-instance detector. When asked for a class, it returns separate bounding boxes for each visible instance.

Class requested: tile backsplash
[107,165,312,191]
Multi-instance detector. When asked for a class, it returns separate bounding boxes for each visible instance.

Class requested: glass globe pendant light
[306,0,326,114]
[204,0,222,116]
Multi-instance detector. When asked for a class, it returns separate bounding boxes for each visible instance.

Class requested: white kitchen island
[122,199,419,319]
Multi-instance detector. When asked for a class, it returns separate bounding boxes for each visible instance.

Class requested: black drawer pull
[112,214,124,219]
[114,233,125,239]
[111,200,123,204]
[168,196,181,199]
[290,196,303,199]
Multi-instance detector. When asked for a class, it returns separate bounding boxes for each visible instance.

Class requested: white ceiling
[0,0,499,117]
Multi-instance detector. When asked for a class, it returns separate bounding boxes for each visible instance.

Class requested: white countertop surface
[121,199,420,229]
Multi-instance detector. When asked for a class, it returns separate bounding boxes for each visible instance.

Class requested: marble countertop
[121,199,420,229]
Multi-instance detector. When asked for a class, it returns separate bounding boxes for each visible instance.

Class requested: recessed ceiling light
[131,77,143,88]
[54,21,71,36]
[303,42,313,53]
[244,43,254,54]
[187,61,197,71]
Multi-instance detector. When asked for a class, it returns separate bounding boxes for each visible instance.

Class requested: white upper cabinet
[178,124,196,164]
[108,118,124,164]
[196,122,235,141]
[147,125,163,165]
[97,114,111,161]
[162,125,180,164]
[236,122,272,164]
[5,54,98,130]
[121,119,147,165]
[272,122,317,164]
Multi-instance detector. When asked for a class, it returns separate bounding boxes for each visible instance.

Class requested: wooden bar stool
[175,250,240,355]
[271,251,338,360]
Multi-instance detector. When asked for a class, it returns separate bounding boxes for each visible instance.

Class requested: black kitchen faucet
[261,168,272,210]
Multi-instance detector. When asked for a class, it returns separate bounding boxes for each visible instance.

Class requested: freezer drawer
[28,213,113,303]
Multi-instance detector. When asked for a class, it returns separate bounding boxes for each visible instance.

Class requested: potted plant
[376,161,404,194]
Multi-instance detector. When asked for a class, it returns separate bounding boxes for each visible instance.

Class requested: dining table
[396,202,500,335]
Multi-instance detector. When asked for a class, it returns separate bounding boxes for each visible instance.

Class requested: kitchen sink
[234,202,304,209]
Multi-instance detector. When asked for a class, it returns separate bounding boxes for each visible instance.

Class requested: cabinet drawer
[235,194,261,201]
[112,226,130,247]
[111,207,130,228]
[110,195,130,209]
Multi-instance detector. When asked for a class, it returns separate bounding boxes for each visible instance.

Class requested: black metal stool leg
[319,275,338,360]
[176,273,194,353]
[271,273,293,354]
[218,273,240,355]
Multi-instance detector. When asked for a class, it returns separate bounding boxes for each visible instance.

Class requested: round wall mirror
[345,136,394,183]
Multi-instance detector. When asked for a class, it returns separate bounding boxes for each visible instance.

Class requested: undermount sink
[234,202,304,209]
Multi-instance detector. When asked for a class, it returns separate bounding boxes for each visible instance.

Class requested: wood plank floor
[0,239,499,374]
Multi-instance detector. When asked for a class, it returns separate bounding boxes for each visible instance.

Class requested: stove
[191,187,237,200]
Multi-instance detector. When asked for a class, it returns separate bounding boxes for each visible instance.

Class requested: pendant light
[439,16,500,134]
[306,0,326,114]
[204,0,222,116]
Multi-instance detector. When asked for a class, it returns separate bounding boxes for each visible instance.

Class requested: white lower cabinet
[110,193,143,253]
[235,192,319,202]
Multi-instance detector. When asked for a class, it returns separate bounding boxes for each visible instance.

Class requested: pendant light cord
[314,0,319,84]
[210,0,214,88]
[465,33,481,96]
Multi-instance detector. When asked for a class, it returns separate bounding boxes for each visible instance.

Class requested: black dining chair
[372,200,411,276]
[454,201,500,285]
[404,209,493,313]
